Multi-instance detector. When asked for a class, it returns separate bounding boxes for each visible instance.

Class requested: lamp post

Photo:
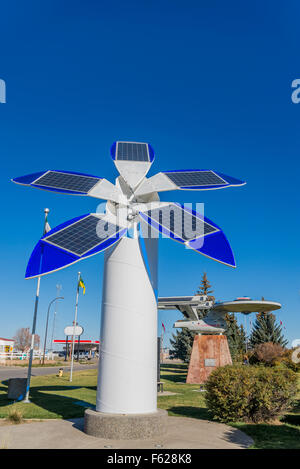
[42,296,64,365]
[50,284,62,354]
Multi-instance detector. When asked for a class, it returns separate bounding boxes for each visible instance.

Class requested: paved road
[0,362,98,381]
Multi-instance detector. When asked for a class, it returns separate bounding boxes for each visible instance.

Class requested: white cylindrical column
[96,235,158,414]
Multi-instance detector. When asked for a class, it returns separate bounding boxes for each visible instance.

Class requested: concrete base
[0,416,254,449]
[84,408,168,440]
[186,334,232,384]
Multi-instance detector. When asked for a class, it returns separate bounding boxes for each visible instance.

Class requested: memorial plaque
[205,358,216,367]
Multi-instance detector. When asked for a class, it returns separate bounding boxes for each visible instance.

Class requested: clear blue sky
[0,0,299,348]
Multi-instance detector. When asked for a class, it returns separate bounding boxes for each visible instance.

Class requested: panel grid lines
[145,204,218,241]
[116,142,149,161]
[33,171,101,193]
[44,215,120,256]
[164,171,227,187]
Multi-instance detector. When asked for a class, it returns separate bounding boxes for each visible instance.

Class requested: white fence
[0,351,57,361]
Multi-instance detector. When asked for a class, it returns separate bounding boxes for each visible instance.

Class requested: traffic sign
[64,325,84,336]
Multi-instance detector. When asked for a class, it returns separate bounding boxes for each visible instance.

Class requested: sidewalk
[0,416,253,449]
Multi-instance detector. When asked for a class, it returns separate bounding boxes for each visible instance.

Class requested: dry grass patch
[6,407,23,424]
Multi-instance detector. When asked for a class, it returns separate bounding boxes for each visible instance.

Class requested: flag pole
[23,208,49,403]
[70,272,81,382]
[244,314,248,353]
[161,324,164,365]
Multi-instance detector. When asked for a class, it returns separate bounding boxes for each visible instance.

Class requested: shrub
[280,348,300,373]
[205,365,297,423]
[249,342,285,366]
[205,365,252,422]
[7,407,23,424]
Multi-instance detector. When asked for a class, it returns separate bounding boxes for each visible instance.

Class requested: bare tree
[13,328,40,352]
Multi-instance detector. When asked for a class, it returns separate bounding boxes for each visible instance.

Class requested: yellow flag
[78,276,86,295]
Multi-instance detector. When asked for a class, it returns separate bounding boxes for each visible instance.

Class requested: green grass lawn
[0,370,97,420]
[0,364,299,448]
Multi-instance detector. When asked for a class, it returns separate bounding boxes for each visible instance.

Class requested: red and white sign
[53,340,100,344]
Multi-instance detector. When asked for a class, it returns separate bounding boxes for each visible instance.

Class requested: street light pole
[50,284,62,355]
[42,296,64,365]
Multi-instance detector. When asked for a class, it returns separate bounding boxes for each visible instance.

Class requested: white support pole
[96,234,158,414]
[70,272,80,382]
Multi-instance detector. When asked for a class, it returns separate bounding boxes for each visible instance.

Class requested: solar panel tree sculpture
[12,141,245,417]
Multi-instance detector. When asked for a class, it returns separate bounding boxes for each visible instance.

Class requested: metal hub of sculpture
[12,141,245,419]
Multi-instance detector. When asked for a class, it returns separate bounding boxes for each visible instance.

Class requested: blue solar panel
[141,204,218,242]
[116,142,149,161]
[110,141,155,162]
[139,204,236,267]
[164,171,227,187]
[13,170,102,195]
[44,215,121,256]
[25,214,128,278]
[32,171,101,193]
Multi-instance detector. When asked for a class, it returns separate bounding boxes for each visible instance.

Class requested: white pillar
[96,234,158,414]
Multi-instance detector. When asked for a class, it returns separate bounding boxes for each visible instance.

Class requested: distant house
[0,337,14,353]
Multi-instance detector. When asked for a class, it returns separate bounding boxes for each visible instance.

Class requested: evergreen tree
[196,272,215,301]
[224,313,247,362]
[196,272,215,319]
[249,312,288,348]
[169,328,196,363]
